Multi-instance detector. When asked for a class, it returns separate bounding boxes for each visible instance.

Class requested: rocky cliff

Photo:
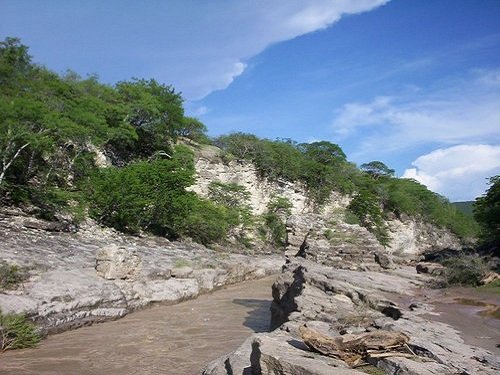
[190,144,462,266]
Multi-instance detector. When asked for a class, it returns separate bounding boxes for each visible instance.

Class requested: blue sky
[1,0,499,201]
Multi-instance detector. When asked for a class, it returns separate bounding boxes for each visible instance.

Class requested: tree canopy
[474,175,500,242]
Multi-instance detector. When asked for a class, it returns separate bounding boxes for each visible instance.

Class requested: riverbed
[0,276,276,375]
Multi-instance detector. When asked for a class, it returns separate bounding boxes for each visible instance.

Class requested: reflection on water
[0,276,276,375]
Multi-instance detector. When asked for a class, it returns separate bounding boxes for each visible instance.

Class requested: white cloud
[1,0,389,100]
[402,144,500,201]
[332,69,500,155]
[148,0,390,99]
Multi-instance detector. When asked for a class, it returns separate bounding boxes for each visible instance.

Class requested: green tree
[298,141,346,165]
[474,176,500,242]
[179,117,209,143]
[360,161,395,179]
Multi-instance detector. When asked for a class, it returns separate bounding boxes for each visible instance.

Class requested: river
[0,276,276,375]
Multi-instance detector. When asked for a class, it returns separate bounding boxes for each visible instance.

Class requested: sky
[1,0,499,201]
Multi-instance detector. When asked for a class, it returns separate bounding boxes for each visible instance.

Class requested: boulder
[415,261,445,276]
[374,251,394,269]
[95,245,142,280]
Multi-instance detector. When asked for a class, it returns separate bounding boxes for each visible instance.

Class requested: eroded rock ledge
[203,259,499,375]
[0,212,283,335]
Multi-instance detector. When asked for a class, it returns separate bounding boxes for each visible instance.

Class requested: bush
[347,190,389,246]
[442,254,489,286]
[474,175,500,243]
[259,196,292,248]
[87,146,196,237]
[0,309,40,350]
[180,198,231,245]
[0,261,29,290]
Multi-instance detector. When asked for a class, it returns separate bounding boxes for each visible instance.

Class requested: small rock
[416,262,445,276]
[480,271,500,285]
[95,245,142,280]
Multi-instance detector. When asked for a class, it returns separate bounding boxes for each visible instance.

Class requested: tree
[360,161,395,179]
[298,141,346,166]
[474,175,500,242]
[116,79,184,156]
[179,117,209,143]
[214,132,260,160]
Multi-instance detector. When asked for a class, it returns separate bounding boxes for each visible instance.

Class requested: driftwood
[299,325,411,366]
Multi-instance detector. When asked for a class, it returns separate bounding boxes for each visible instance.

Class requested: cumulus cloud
[402,144,500,201]
[332,69,500,155]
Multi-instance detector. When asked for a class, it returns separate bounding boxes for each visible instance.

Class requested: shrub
[259,196,292,248]
[0,261,29,290]
[442,254,489,286]
[87,146,196,237]
[179,198,231,245]
[347,190,389,246]
[0,309,40,350]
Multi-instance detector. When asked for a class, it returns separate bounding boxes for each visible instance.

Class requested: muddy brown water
[426,287,500,355]
[0,276,276,375]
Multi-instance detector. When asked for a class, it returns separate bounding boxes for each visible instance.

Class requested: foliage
[0,37,184,209]
[474,175,500,242]
[259,196,292,248]
[347,190,389,246]
[179,117,210,144]
[215,133,358,204]
[180,198,233,245]
[0,309,40,350]
[87,146,195,236]
[0,261,29,290]
[452,201,474,217]
[442,254,489,286]
[360,161,395,179]
[208,181,253,237]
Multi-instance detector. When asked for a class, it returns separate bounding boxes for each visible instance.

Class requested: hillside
[0,38,479,252]
[452,201,474,217]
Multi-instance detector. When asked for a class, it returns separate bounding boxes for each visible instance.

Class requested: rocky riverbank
[203,257,499,375]
[0,210,282,336]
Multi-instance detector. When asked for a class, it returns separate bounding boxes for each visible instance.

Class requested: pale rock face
[190,145,463,258]
[387,218,462,256]
[190,146,315,215]
[95,245,142,280]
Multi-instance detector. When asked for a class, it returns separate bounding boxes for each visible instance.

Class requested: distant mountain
[452,201,474,217]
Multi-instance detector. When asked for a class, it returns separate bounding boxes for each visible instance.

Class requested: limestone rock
[171,266,194,279]
[481,271,500,285]
[416,261,445,276]
[374,251,394,269]
[95,245,142,280]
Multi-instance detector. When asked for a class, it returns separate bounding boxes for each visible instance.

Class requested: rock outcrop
[190,145,463,262]
[0,211,282,335]
[203,258,499,374]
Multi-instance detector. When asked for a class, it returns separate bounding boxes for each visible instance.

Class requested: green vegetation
[215,133,477,244]
[347,189,389,246]
[259,196,292,248]
[452,201,474,217]
[0,261,29,290]
[215,134,359,204]
[0,37,480,248]
[0,309,40,351]
[473,175,499,243]
[441,254,489,286]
